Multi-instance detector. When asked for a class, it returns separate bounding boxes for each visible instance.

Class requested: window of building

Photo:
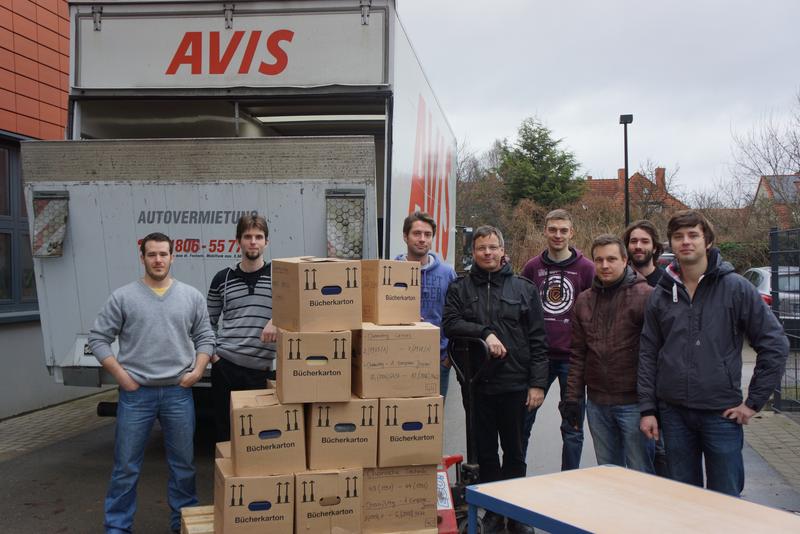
[0,140,37,320]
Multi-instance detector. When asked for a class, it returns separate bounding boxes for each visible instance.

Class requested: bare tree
[730,90,800,199]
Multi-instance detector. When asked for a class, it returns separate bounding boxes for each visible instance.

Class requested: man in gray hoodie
[89,232,215,534]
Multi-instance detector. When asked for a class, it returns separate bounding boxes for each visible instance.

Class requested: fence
[769,227,800,412]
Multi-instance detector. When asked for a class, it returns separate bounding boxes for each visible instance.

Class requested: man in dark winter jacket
[638,210,788,497]
[520,209,595,470]
[444,225,548,534]
[564,235,654,474]
[395,211,457,397]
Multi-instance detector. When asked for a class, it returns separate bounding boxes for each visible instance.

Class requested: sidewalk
[0,389,116,462]
[744,410,800,493]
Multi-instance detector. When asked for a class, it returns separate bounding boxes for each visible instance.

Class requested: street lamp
[619,114,633,227]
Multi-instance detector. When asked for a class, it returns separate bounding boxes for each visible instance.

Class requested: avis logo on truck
[166,30,294,75]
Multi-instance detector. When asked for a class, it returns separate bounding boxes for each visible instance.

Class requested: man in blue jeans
[395,211,456,397]
[89,232,215,533]
[638,211,788,496]
[563,235,654,473]
[521,209,595,469]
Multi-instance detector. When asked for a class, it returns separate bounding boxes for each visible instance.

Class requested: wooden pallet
[180,505,214,534]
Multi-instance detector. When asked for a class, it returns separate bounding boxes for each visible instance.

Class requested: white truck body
[22,0,456,386]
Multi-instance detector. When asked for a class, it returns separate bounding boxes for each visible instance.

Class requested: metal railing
[769,227,800,411]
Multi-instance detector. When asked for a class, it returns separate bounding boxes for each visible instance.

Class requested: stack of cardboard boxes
[213,257,442,533]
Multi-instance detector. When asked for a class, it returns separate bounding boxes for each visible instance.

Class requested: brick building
[584,167,687,216]
[1,0,94,418]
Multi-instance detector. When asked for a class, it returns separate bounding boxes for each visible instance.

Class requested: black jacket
[638,249,788,413]
[443,263,549,394]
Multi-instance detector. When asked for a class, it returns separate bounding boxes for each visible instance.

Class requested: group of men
[87,212,455,533]
[443,209,788,533]
[88,207,788,534]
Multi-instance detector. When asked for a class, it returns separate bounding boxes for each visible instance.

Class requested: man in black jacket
[638,211,788,497]
[444,225,548,534]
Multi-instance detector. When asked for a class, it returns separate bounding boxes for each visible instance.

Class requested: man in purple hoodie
[396,212,457,397]
[520,209,595,470]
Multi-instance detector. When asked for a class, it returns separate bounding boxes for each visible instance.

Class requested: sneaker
[481,511,506,533]
[507,518,536,534]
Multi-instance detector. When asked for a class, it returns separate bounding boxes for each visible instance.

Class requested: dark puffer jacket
[443,263,549,395]
[566,267,652,405]
[638,249,788,413]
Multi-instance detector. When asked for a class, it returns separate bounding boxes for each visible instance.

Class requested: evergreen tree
[500,118,584,207]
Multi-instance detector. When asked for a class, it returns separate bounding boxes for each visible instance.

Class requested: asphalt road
[0,367,798,532]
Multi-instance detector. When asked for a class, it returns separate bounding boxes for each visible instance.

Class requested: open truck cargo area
[22,0,456,385]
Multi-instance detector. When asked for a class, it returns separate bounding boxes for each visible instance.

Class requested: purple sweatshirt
[521,247,595,361]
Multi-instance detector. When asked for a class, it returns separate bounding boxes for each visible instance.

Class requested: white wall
[0,321,102,419]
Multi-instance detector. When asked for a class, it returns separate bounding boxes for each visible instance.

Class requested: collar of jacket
[660,247,733,290]
[469,262,513,285]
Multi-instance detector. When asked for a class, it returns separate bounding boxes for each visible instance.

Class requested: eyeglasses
[475,245,501,253]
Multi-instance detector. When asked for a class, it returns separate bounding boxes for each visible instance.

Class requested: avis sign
[166,30,294,75]
[407,95,454,260]
[74,12,385,89]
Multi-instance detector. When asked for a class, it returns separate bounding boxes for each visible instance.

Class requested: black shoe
[481,511,506,533]
[507,519,535,534]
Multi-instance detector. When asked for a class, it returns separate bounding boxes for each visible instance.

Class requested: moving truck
[21,0,456,387]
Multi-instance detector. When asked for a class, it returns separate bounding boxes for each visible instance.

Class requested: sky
[396,0,800,199]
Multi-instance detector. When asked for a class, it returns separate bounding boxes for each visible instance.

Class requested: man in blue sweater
[395,212,457,397]
[89,232,215,534]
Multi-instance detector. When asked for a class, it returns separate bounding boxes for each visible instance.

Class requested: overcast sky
[397,0,800,199]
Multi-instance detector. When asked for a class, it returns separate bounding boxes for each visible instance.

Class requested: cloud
[397,0,800,194]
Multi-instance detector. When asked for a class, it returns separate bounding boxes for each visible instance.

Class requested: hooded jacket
[394,252,457,361]
[567,267,652,406]
[638,249,788,413]
[521,247,595,361]
[443,263,549,394]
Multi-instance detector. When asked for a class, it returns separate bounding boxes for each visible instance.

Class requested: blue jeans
[659,402,744,497]
[105,385,198,533]
[585,399,655,474]
[440,362,451,398]
[522,360,584,470]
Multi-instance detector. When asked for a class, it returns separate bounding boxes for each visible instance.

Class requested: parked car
[743,266,800,349]
[656,252,675,268]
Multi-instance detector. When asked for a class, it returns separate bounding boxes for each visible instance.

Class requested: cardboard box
[352,323,439,398]
[276,330,352,404]
[213,458,293,534]
[306,398,379,469]
[216,441,231,459]
[362,465,438,533]
[295,468,362,533]
[230,389,306,476]
[361,260,421,325]
[272,257,362,332]
[378,397,443,467]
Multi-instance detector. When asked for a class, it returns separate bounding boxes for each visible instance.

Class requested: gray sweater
[89,279,215,386]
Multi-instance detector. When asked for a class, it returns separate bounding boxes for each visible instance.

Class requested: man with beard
[623,219,668,476]
[89,232,214,533]
[520,209,595,470]
[395,212,457,397]
[207,214,278,442]
[444,225,548,534]
[623,220,664,287]
[639,210,788,496]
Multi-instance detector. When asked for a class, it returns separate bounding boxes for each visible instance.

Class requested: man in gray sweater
[89,232,214,534]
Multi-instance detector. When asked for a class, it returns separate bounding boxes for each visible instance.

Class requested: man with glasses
[444,225,548,534]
